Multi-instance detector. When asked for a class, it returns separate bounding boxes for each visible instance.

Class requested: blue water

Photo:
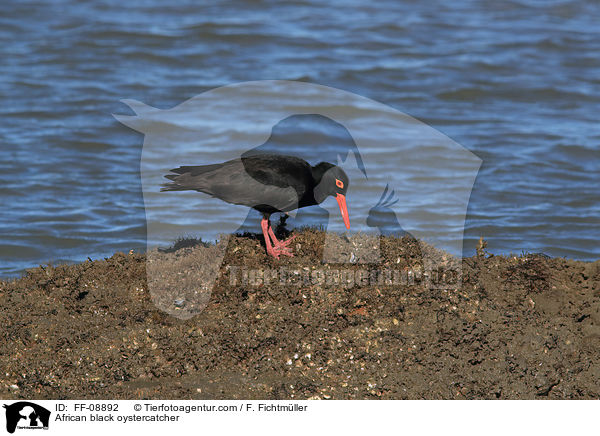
[1,0,598,276]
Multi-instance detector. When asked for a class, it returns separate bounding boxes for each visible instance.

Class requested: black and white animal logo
[3,402,50,434]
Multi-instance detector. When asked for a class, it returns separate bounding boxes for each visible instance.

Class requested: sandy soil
[1,229,599,399]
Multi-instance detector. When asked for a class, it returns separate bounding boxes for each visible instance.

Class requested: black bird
[161,153,350,258]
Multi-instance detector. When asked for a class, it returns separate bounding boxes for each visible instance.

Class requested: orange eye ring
[335,179,344,189]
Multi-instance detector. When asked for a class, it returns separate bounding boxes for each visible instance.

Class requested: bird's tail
[160,179,188,191]
[160,163,224,192]
[160,173,200,191]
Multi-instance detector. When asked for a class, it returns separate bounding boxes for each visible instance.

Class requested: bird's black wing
[161,154,312,212]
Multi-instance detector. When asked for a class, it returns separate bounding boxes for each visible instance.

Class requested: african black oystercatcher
[161,153,350,258]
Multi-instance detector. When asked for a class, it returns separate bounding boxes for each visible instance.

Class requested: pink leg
[261,217,296,259]
[268,227,296,257]
[261,217,279,259]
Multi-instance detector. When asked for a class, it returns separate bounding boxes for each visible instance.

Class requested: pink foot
[268,229,296,258]
[273,240,295,257]
[266,245,282,259]
[261,216,297,259]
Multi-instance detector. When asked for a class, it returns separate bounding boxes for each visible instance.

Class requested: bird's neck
[310,162,334,185]
[307,163,334,205]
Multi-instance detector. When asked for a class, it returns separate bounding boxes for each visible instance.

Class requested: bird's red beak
[336,193,350,230]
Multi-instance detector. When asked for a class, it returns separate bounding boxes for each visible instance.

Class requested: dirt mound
[1,230,599,399]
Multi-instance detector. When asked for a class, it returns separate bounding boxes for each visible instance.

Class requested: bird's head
[312,162,350,230]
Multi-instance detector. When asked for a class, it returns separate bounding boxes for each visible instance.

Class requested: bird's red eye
[335,179,344,189]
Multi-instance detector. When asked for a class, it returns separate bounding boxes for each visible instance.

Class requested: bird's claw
[274,246,294,258]
[267,247,291,259]
[275,234,297,247]
[268,235,297,259]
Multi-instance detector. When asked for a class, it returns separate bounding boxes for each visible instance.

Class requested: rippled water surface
[1,0,598,276]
